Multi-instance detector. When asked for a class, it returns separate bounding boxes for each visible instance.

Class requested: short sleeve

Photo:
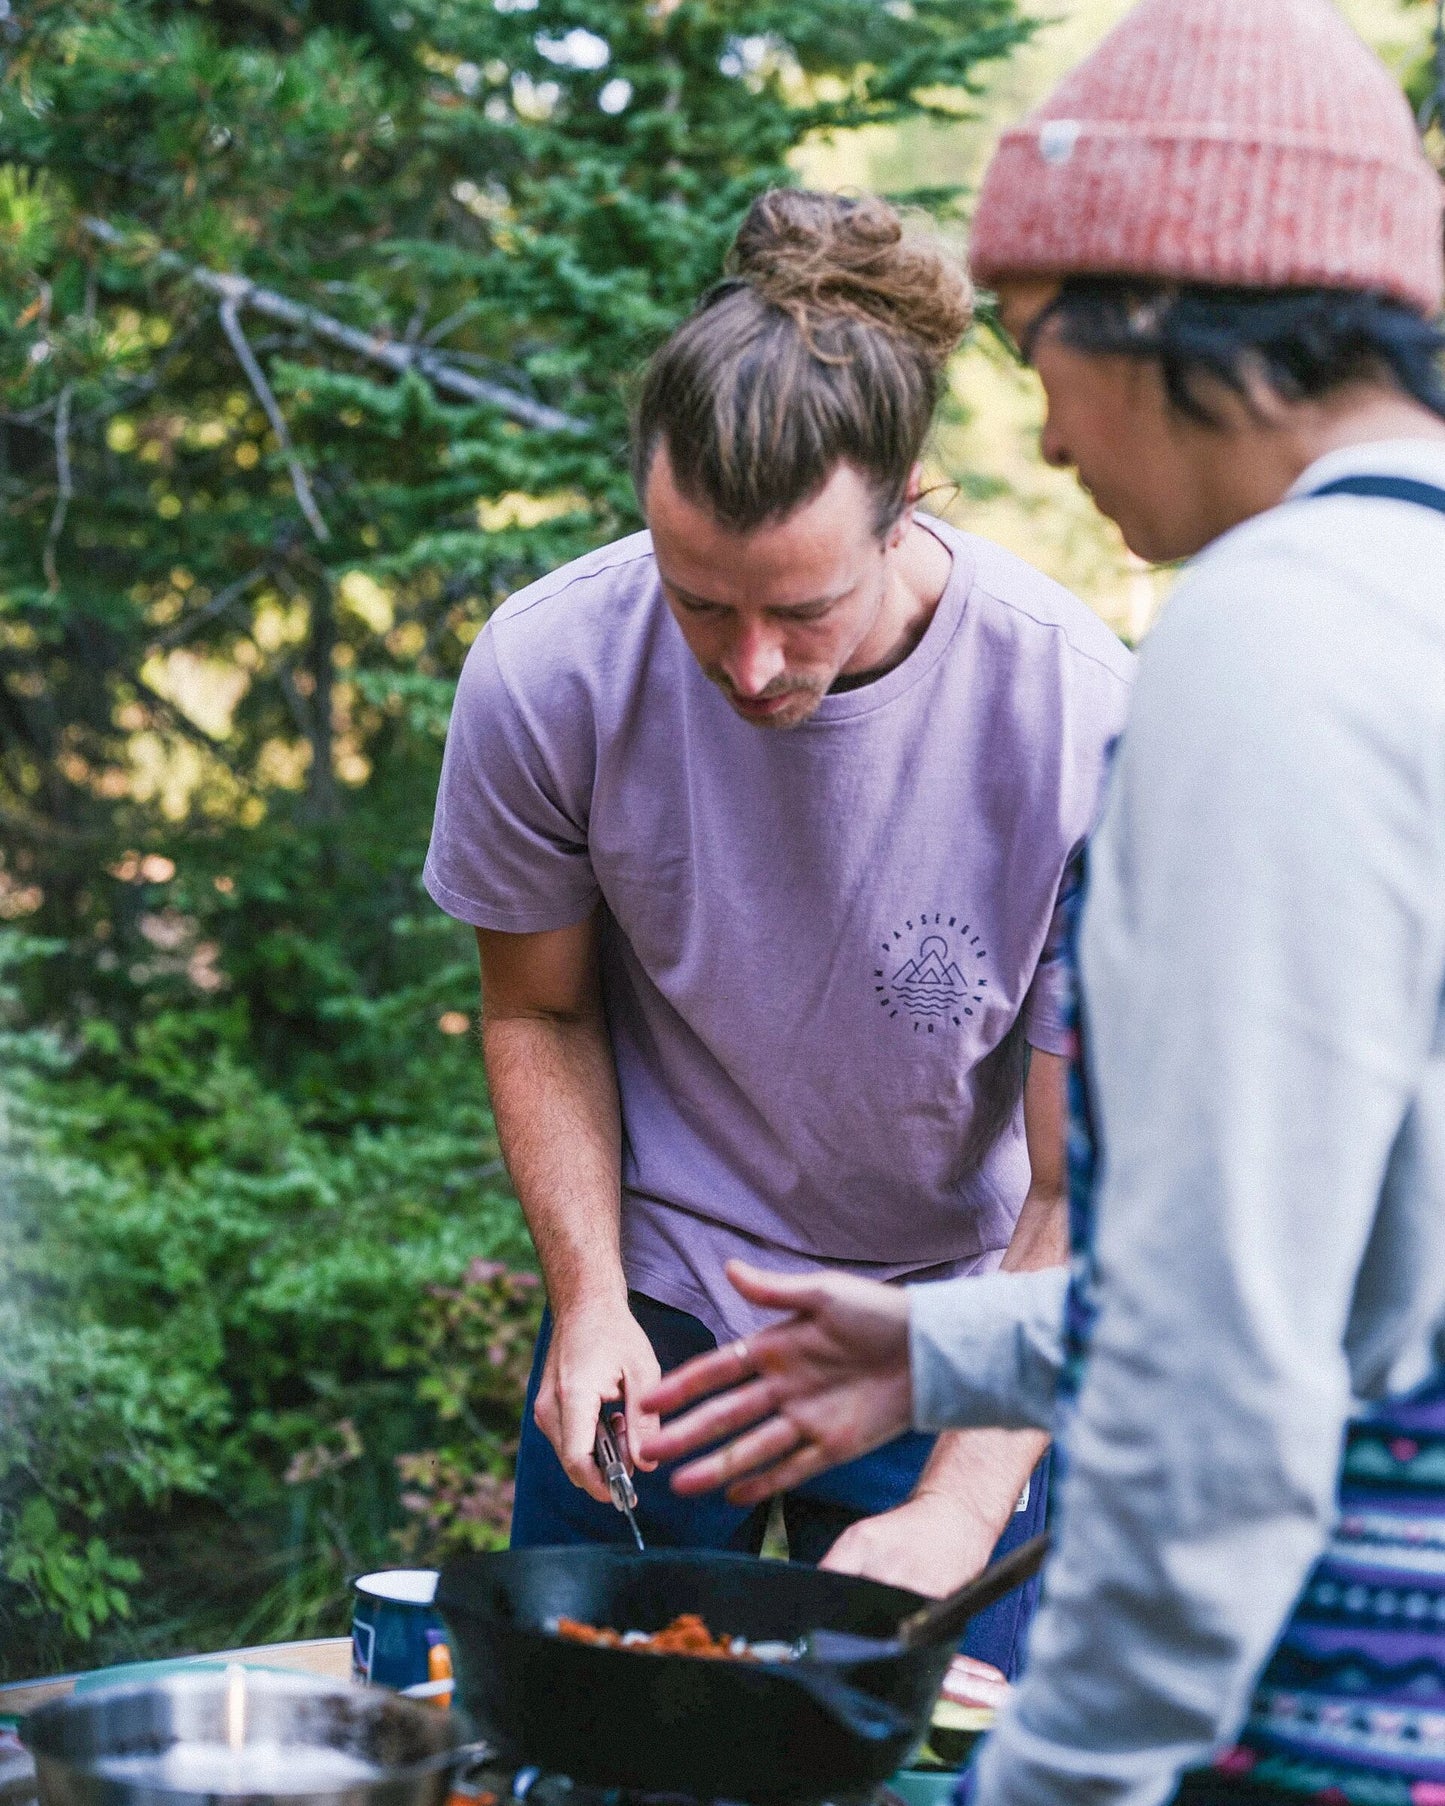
[1021,856,1082,1057]
[423,625,600,933]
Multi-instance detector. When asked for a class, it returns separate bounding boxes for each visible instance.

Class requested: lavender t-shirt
[425,517,1133,1342]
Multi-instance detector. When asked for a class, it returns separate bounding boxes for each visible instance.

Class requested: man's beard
[707,669,831,729]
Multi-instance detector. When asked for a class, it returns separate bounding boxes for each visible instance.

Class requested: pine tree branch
[83,218,588,436]
[218,296,331,544]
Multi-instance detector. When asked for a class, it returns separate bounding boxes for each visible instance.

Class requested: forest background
[1,0,1438,1680]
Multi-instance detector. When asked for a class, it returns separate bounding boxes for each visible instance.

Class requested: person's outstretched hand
[638,1261,913,1505]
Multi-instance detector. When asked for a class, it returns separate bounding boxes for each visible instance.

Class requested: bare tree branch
[151,564,270,652]
[3,395,62,429]
[42,385,74,593]
[218,296,331,544]
[421,298,485,347]
[404,292,430,345]
[272,559,340,820]
[274,662,316,741]
[0,805,109,847]
[83,218,588,436]
[130,674,230,753]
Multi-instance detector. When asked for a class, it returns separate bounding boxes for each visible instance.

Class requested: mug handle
[351,1619,376,1682]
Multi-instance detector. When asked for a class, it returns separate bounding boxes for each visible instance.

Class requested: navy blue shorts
[509,1292,1050,1677]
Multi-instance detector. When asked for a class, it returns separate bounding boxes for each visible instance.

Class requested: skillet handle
[448,1741,499,1784]
[783,1665,915,1744]
[896,1531,1051,1652]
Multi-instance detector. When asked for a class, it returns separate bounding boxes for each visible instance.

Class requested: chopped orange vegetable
[553,1613,751,1659]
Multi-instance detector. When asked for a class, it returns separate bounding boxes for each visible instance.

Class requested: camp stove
[454,1753,907,1806]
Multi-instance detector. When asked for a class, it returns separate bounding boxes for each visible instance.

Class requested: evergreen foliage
[0,0,1028,1673]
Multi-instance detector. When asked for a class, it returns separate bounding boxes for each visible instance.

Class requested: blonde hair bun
[729,189,973,372]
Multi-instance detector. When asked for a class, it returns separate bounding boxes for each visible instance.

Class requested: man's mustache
[708,669,826,704]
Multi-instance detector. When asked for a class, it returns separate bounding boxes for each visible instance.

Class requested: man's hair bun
[728,189,973,372]
[632,188,972,535]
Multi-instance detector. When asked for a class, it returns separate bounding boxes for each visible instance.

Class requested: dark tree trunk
[302,569,339,824]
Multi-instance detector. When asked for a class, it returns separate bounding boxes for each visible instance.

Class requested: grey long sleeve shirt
[908,441,1445,1806]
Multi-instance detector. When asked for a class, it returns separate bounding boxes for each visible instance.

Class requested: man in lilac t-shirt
[424,189,1131,1673]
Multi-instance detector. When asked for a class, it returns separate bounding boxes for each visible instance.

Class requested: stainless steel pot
[22,1670,479,1806]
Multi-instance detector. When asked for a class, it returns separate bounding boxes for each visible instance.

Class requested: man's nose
[722,622,786,697]
[1039,408,1072,470]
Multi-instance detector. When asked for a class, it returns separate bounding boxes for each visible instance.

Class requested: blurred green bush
[389,1260,544,1563]
[0,928,535,1674]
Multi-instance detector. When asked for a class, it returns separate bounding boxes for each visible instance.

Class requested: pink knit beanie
[970,0,1445,316]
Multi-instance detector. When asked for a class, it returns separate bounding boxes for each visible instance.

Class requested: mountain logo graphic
[875,915,989,1034]
[893,936,966,1006]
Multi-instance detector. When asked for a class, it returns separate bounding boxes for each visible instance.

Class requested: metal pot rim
[22,1671,474,1788]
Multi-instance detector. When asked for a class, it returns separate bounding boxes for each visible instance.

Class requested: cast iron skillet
[437,1547,958,1804]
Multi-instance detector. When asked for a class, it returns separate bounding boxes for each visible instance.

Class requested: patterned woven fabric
[1055,865,1097,1448]
[1215,1384,1445,1804]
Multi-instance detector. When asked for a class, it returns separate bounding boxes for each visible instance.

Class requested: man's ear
[1235,354,1296,428]
[887,463,926,548]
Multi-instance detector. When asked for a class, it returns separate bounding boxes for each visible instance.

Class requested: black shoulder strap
[1308,474,1445,517]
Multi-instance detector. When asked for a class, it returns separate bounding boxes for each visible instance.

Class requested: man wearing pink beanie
[644,2,1445,1803]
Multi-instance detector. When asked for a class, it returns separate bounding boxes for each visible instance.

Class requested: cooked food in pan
[550,1612,761,1659]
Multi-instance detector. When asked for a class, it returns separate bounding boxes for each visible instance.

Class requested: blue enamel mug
[351,1568,449,1692]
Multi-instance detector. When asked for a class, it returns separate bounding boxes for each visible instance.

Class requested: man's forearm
[483,1011,626,1312]
[1000,1185,1069,1275]
[484,1000,666,1494]
[911,1423,1049,1545]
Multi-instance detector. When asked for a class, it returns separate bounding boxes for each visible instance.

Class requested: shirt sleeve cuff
[1024,1017,1077,1058]
[909,1268,1069,1433]
[1022,986,1077,1058]
[422,860,599,933]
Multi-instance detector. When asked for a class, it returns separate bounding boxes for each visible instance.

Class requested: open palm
[640,1261,914,1506]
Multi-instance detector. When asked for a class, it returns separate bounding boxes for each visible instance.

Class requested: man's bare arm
[1000,1051,1070,1277]
[478,918,662,1501]
[818,1051,1068,1594]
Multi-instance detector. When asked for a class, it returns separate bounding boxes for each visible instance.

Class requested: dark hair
[1027,279,1445,426]
[631,190,973,535]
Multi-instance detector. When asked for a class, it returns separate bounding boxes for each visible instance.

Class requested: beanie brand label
[1039,119,1083,166]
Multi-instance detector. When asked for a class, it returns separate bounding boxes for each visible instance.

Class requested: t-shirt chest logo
[876,913,989,1034]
